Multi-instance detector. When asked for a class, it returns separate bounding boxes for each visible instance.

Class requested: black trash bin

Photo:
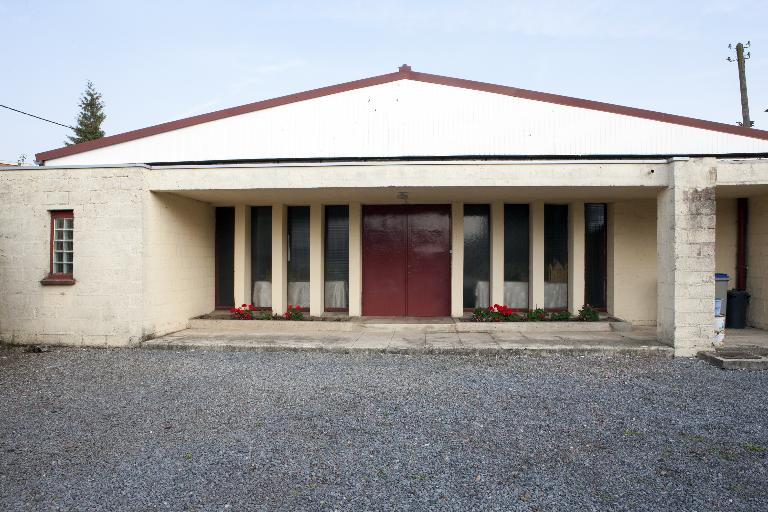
[725,290,750,329]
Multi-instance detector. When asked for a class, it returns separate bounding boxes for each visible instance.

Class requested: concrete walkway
[144,325,672,357]
[722,327,768,349]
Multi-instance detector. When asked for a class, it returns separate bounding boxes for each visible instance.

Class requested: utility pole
[726,42,753,292]
[727,42,752,127]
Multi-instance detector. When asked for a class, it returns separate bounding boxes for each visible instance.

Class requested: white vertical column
[451,202,465,317]
[233,204,251,307]
[568,202,585,313]
[348,202,363,317]
[309,203,324,317]
[529,201,545,310]
[271,204,287,314]
[490,201,505,306]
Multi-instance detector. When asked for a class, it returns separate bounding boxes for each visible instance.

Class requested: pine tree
[65,81,106,145]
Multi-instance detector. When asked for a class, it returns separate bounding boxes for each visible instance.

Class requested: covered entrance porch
[142,157,768,356]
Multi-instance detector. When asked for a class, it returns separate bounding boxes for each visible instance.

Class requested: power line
[0,104,74,129]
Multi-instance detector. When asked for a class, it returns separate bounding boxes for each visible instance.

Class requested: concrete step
[144,330,671,358]
[189,318,625,334]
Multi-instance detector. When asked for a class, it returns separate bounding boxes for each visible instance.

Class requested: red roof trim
[36,66,768,162]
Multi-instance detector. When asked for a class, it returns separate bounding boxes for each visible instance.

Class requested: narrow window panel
[463,204,490,309]
[585,203,608,309]
[544,204,569,309]
[287,206,310,308]
[214,207,235,308]
[250,206,272,308]
[324,205,349,310]
[504,204,530,309]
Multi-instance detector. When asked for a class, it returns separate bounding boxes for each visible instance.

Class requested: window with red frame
[49,210,74,278]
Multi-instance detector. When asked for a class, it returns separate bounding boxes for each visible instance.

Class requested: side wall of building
[715,198,738,282]
[0,167,146,345]
[142,192,215,338]
[608,199,657,325]
[747,194,768,328]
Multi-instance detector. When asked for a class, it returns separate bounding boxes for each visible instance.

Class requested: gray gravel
[0,348,767,511]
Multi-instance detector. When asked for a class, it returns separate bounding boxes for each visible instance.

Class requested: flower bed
[471,304,600,322]
[230,304,305,320]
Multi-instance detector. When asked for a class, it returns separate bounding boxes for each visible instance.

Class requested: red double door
[362,205,451,317]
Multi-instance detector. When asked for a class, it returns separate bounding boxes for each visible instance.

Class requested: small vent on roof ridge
[398,64,412,73]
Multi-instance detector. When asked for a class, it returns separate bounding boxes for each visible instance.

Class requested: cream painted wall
[0,167,215,346]
[747,194,768,328]
[142,192,215,338]
[0,166,146,345]
[715,198,738,281]
[608,199,657,325]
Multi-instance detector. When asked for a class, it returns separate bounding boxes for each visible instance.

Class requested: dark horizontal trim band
[147,153,768,167]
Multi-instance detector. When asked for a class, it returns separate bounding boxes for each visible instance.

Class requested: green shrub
[578,304,600,322]
[549,310,572,321]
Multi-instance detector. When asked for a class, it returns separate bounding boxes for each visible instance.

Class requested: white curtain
[545,283,568,309]
[287,281,310,308]
[252,281,271,308]
[325,281,348,309]
[474,281,490,308]
[504,281,528,309]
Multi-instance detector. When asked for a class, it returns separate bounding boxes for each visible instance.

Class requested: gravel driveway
[1,348,766,511]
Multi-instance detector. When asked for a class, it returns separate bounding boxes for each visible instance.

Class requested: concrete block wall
[657,158,717,356]
[0,167,146,346]
[142,192,215,339]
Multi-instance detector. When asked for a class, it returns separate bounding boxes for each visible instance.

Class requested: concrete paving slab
[521,333,566,342]
[388,333,426,350]
[455,332,493,342]
[427,332,461,343]
[621,330,658,342]
[489,332,526,342]
[353,333,394,346]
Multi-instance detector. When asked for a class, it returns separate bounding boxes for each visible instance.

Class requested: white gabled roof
[38,65,768,165]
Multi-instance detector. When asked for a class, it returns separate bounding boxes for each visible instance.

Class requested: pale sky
[2,0,766,163]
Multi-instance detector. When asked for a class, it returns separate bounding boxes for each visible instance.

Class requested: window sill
[41,276,76,286]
